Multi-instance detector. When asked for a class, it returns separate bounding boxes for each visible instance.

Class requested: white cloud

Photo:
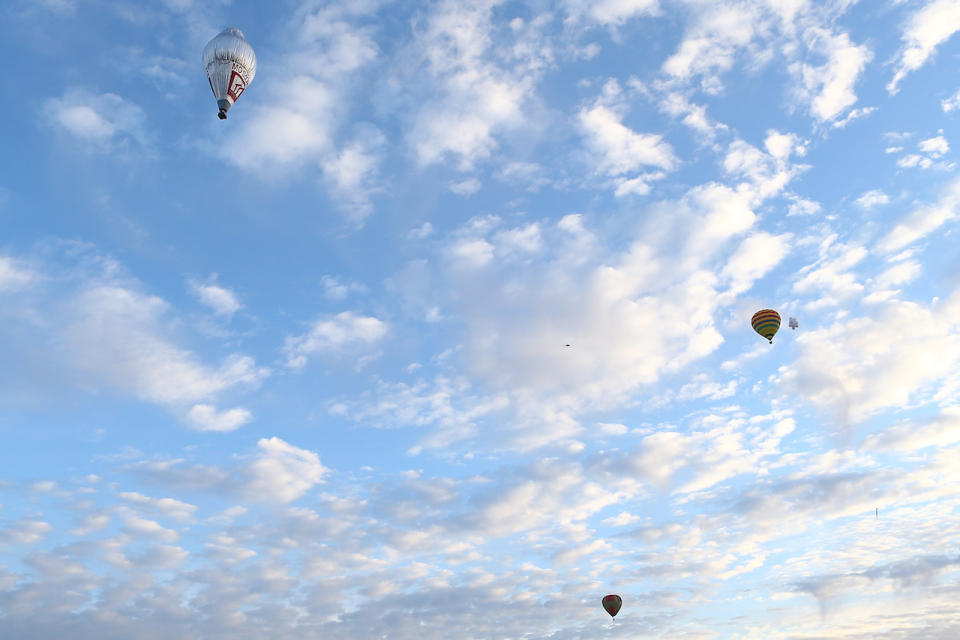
[781,294,960,427]
[797,28,871,122]
[855,189,890,208]
[579,86,677,179]
[864,407,960,451]
[284,311,388,368]
[918,134,950,156]
[245,437,329,503]
[721,232,792,295]
[320,275,367,300]
[449,178,482,195]
[123,517,179,543]
[64,286,268,405]
[189,278,242,316]
[889,0,960,94]
[42,88,148,150]
[942,87,960,112]
[830,105,876,128]
[119,492,197,521]
[878,174,960,252]
[0,519,51,545]
[792,235,866,307]
[563,0,659,26]
[408,0,535,169]
[219,6,382,218]
[661,4,762,86]
[186,404,253,432]
[0,256,37,292]
[321,126,387,221]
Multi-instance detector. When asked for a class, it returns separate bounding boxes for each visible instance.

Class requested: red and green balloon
[602,594,622,618]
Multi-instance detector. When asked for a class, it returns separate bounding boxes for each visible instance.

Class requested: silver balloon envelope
[202,27,257,119]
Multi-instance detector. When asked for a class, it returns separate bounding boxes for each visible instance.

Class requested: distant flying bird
[564,344,571,347]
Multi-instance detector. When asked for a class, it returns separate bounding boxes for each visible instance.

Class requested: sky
[1,0,960,638]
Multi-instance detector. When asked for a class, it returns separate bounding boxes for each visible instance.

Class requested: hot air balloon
[602,594,622,619]
[788,317,798,330]
[751,309,781,344]
[202,27,257,120]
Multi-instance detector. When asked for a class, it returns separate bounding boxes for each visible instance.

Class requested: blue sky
[2,0,960,637]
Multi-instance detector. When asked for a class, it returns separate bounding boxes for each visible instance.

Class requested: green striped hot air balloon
[751,309,781,344]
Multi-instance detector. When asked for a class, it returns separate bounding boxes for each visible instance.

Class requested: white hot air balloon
[202,27,257,120]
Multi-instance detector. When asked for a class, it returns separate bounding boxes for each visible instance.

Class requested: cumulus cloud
[63,285,268,405]
[563,0,659,26]
[796,28,871,122]
[0,256,37,292]
[42,88,148,151]
[578,81,677,184]
[888,0,960,94]
[407,0,542,169]
[855,189,890,209]
[189,277,243,316]
[185,404,253,432]
[721,232,792,295]
[781,294,960,428]
[864,407,960,451]
[218,4,383,219]
[878,174,960,252]
[283,311,388,368]
[245,437,330,503]
[0,250,267,430]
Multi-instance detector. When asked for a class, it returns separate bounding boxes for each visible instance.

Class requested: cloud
[796,28,871,122]
[0,256,37,292]
[563,0,659,26]
[855,189,890,209]
[449,178,482,195]
[721,232,792,295]
[189,278,243,316]
[407,0,538,169]
[0,519,51,545]
[118,491,197,522]
[42,88,148,151]
[283,311,388,368]
[942,87,960,111]
[578,81,677,181]
[0,250,267,429]
[780,294,960,427]
[244,437,330,503]
[218,4,383,219]
[889,0,960,94]
[185,404,253,432]
[661,3,763,86]
[878,174,960,252]
[63,285,268,405]
[863,407,960,451]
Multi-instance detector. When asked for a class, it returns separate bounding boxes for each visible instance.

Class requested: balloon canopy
[602,594,622,618]
[751,309,781,344]
[202,27,257,119]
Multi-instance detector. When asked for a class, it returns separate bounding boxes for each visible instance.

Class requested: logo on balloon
[227,70,247,102]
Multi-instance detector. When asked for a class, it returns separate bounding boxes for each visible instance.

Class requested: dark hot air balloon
[602,594,622,618]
